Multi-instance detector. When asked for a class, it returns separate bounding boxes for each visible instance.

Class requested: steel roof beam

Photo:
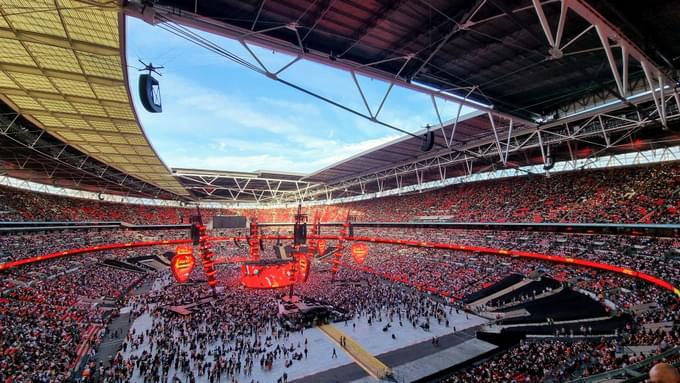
[124,2,538,128]
[306,100,678,197]
[0,27,120,56]
[0,87,123,108]
[174,172,316,185]
[565,0,673,84]
[0,113,172,199]
[0,63,123,86]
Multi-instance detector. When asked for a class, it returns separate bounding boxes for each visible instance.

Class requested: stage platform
[375,338,497,382]
[291,326,497,383]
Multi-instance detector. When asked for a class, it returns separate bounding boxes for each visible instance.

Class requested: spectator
[649,363,680,383]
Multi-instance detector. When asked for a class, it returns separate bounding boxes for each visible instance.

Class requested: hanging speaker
[543,155,555,170]
[190,224,201,246]
[294,223,307,245]
[421,131,435,152]
[139,73,162,113]
[543,146,555,171]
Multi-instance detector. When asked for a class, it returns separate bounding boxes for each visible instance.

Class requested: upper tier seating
[0,162,678,224]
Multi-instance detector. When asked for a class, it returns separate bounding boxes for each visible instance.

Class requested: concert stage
[278,295,351,329]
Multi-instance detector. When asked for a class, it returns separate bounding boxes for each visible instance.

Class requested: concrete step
[467,278,534,308]
[491,286,563,311]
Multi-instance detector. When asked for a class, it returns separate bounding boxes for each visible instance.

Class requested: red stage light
[351,242,368,264]
[295,252,310,282]
[171,245,195,283]
[317,240,327,256]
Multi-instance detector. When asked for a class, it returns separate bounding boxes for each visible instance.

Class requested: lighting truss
[529,0,678,124]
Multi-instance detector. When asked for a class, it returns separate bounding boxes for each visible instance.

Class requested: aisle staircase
[69,324,103,370]
[492,286,564,311]
[467,278,533,308]
[319,324,392,380]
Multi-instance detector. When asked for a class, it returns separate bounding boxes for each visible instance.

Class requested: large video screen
[240,261,296,289]
[213,215,248,229]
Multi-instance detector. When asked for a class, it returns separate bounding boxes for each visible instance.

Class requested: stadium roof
[0,0,187,198]
[0,0,678,204]
[129,0,679,202]
[144,0,679,121]
[172,167,320,203]
[305,110,487,183]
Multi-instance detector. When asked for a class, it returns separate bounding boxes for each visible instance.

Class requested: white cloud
[134,73,400,173]
[167,133,397,173]
[125,19,468,175]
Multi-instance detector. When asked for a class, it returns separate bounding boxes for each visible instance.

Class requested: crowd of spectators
[0,250,150,383]
[5,225,670,310]
[0,188,190,224]
[444,338,656,383]
[445,328,680,382]
[1,224,678,382]
[0,161,678,382]
[0,162,678,224]
[0,229,187,264]
[97,265,460,383]
[317,237,679,382]
[85,240,680,383]
[346,227,680,305]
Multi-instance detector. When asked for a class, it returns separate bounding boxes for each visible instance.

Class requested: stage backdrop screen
[213,216,248,229]
[241,261,296,289]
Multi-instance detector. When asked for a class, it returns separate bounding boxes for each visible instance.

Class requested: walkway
[93,278,155,367]
[319,323,392,379]
[292,326,485,383]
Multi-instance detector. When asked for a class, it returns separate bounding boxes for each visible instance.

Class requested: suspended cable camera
[138,60,163,113]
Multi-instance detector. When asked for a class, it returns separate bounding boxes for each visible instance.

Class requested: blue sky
[125,17,474,174]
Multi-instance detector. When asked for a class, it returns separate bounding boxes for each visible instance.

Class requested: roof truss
[173,168,324,203]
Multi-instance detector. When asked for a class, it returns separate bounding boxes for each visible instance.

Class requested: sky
[125,17,475,175]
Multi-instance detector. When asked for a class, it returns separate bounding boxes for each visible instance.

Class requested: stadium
[0,0,679,382]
